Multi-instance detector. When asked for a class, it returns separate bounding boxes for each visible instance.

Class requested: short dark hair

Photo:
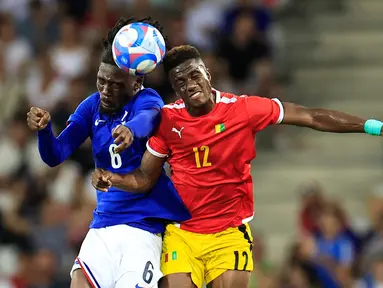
[162,45,201,75]
[101,16,167,66]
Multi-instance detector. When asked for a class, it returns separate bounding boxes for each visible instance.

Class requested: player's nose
[186,80,198,92]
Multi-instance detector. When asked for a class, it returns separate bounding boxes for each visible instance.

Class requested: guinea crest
[112,22,166,76]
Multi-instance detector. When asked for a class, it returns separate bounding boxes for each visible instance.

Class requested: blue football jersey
[67,88,191,233]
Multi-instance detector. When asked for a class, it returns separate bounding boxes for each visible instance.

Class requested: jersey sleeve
[146,110,170,158]
[132,88,164,111]
[124,89,164,138]
[67,94,95,135]
[243,96,284,132]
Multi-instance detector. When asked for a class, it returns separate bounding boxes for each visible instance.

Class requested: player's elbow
[41,156,62,168]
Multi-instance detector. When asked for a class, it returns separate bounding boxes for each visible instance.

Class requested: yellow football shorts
[161,223,254,288]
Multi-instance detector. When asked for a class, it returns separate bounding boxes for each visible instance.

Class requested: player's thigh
[205,223,253,285]
[70,269,92,288]
[116,225,163,288]
[159,273,197,288]
[70,229,115,288]
[161,225,204,288]
[207,270,250,288]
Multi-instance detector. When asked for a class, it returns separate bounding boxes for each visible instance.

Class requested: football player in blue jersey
[26,17,191,288]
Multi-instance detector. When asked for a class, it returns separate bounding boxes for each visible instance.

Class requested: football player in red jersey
[91,45,383,288]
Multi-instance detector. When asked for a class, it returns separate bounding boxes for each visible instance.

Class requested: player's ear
[206,68,212,82]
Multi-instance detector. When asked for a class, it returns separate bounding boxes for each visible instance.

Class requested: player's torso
[163,92,256,233]
[87,93,190,231]
[165,94,256,187]
[90,102,144,174]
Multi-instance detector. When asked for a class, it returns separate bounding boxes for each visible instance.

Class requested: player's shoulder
[80,92,101,106]
[75,92,100,114]
[217,90,248,105]
[139,87,162,99]
[132,87,164,109]
[162,99,186,113]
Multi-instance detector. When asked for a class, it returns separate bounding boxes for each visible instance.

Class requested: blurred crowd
[3,0,381,288]
[251,183,383,288]
[0,0,294,287]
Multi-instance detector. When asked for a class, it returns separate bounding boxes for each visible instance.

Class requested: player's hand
[91,168,113,192]
[112,125,133,153]
[27,107,51,131]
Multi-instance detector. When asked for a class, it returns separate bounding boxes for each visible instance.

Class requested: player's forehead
[98,62,127,82]
[170,58,205,79]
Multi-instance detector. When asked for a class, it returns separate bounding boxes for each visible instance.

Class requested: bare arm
[281,102,376,134]
[109,150,166,193]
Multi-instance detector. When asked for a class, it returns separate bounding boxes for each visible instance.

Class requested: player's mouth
[101,97,114,108]
[189,91,202,100]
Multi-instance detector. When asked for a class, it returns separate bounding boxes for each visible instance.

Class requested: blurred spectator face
[33,249,56,277]
[233,13,256,41]
[60,16,77,45]
[9,119,30,148]
[289,265,309,288]
[318,206,342,238]
[168,17,185,47]
[302,190,323,208]
[0,14,15,42]
[373,259,383,283]
[37,52,53,75]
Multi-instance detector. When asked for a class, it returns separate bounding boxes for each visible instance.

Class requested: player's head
[163,45,212,109]
[98,16,166,114]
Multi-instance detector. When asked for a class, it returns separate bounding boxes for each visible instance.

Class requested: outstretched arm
[281,102,382,135]
[38,121,89,167]
[27,106,89,167]
[92,150,165,193]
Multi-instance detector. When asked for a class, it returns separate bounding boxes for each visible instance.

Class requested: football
[112,22,166,76]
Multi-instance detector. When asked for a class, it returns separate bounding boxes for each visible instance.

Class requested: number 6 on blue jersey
[109,144,122,168]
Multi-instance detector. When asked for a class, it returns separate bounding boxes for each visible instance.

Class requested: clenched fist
[91,168,113,192]
[27,107,51,131]
[112,125,133,153]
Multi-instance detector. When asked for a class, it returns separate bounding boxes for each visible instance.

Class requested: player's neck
[187,94,215,117]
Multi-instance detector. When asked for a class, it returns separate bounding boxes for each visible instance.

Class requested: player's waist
[170,214,254,234]
[172,175,251,189]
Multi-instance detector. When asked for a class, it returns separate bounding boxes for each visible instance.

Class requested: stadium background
[0,0,383,287]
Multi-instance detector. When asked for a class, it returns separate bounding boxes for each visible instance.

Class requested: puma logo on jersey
[172,127,184,138]
[95,119,106,126]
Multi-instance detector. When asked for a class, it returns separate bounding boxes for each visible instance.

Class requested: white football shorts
[70,224,163,288]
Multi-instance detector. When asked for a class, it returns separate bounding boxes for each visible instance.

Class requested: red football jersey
[147,90,284,233]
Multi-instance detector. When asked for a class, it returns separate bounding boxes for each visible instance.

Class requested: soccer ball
[112,22,166,76]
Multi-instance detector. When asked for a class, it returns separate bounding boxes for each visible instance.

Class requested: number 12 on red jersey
[193,146,212,168]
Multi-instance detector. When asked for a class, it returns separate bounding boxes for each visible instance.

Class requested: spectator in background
[0,13,32,79]
[216,11,273,96]
[0,43,25,129]
[51,77,94,176]
[299,202,354,288]
[184,0,225,51]
[49,16,89,80]
[298,182,325,235]
[18,0,59,57]
[251,232,276,288]
[357,250,383,288]
[222,0,272,39]
[25,51,68,112]
[167,16,186,48]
